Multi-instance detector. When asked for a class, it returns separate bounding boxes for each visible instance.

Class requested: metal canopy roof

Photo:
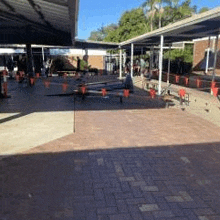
[120,7,220,48]
[74,40,119,50]
[0,0,79,46]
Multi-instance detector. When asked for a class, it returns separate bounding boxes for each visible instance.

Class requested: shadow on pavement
[1,142,220,219]
[0,78,166,123]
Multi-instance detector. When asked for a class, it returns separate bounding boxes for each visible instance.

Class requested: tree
[161,0,196,27]
[88,24,118,41]
[199,7,209,13]
[104,8,149,42]
[142,0,158,31]
[164,44,193,63]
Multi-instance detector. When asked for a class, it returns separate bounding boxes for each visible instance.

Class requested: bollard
[175,75,180,83]
[149,88,156,99]
[184,76,189,86]
[81,85,86,94]
[44,80,50,88]
[30,77,35,86]
[3,82,7,97]
[102,88,107,96]
[62,82,68,92]
[196,77,201,88]
[123,89,129,98]
[211,81,216,89]
[212,87,219,97]
[179,89,186,105]
[63,72,67,79]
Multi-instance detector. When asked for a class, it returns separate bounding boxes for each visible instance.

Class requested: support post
[123,52,126,73]
[141,47,144,78]
[205,36,211,75]
[42,47,45,62]
[150,46,153,77]
[212,33,219,82]
[131,43,134,78]
[119,47,122,79]
[158,35,164,95]
[0,72,2,98]
[26,43,34,78]
[167,44,171,86]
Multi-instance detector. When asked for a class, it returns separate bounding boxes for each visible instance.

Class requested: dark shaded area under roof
[0,0,78,46]
[74,40,119,50]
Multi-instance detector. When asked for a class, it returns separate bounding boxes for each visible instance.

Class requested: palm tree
[142,0,158,31]
[155,0,164,28]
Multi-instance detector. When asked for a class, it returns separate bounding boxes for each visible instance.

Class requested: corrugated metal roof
[120,7,220,47]
[0,0,79,46]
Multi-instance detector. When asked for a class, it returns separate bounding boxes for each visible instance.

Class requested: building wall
[67,49,106,70]
[87,55,104,70]
[193,37,220,75]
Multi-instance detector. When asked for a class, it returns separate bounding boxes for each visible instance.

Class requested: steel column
[150,46,153,76]
[141,47,144,78]
[158,35,164,95]
[167,44,171,86]
[26,43,34,78]
[212,34,219,82]
[131,43,134,78]
[119,47,122,79]
[42,47,45,62]
[205,36,211,74]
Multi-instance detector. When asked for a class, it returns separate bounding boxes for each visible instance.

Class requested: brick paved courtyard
[2,143,220,220]
[1,77,220,220]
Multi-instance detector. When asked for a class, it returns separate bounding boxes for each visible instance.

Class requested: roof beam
[68,0,78,45]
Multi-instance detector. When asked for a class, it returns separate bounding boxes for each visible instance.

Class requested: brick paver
[1,76,220,219]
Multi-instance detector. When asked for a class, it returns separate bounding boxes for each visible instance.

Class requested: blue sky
[77,0,220,40]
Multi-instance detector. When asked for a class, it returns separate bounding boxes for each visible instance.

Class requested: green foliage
[104,8,149,42]
[199,7,209,13]
[158,0,196,28]
[164,44,193,63]
[88,24,118,41]
[88,0,209,44]
[80,59,90,71]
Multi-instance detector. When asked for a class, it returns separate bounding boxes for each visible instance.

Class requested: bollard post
[102,88,107,97]
[184,76,189,86]
[123,89,129,98]
[179,89,186,105]
[212,87,218,97]
[3,82,7,97]
[175,75,180,83]
[81,85,86,100]
[63,72,67,79]
[30,77,35,86]
[62,82,68,92]
[196,77,201,88]
[150,88,156,99]
[44,80,50,88]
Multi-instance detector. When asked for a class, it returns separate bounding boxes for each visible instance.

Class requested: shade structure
[0,0,79,46]
[74,40,119,50]
[120,7,220,48]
